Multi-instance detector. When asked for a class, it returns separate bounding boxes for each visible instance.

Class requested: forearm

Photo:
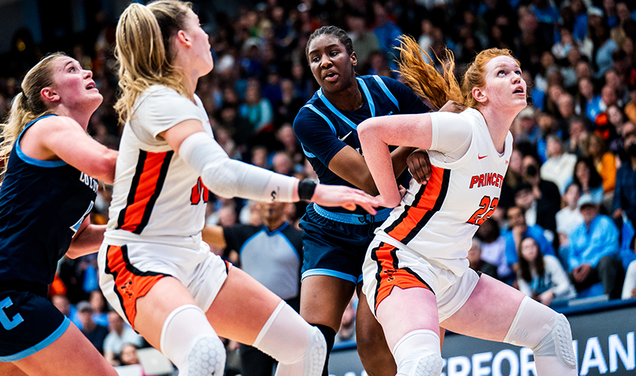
[358,119,401,206]
[390,146,417,178]
[67,224,107,259]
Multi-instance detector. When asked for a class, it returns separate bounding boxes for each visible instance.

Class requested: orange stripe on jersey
[104,245,168,329]
[384,165,450,245]
[117,150,173,234]
[370,242,433,313]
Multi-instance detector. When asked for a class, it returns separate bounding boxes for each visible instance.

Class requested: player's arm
[35,116,118,184]
[66,217,106,259]
[328,145,415,196]
[160,119,378,213]
[358,113,434,207]
[202,225,227,249]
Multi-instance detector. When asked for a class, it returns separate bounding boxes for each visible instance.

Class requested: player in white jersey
[357,37,578,376]
[98,3,378,376]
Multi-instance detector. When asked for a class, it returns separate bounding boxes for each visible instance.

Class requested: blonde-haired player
[98,2,377,376]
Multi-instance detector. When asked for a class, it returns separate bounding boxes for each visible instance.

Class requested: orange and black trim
[104,245,170,329]
[117,150,173,234]
[384,165,450,245]
[371,241,433,313]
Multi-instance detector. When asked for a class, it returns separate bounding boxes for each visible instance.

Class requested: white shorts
[98,240,230,328]
[362,238,480,323]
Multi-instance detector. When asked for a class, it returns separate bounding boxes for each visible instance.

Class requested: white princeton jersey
[105,85,212,246]
[376,108,513,275]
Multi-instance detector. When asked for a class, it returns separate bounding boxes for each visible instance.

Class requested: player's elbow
[92,150,118,184]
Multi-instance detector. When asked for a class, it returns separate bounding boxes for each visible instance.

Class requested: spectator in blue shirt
[565,197,624,299]
[504,205,556,271]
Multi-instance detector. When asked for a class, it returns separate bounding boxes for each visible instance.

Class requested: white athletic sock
[253,301,326,376]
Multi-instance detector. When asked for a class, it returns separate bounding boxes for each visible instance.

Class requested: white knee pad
[503,297,577,372]
[393,329,443,376]
[256,301,326,376]
[160,304,226,376]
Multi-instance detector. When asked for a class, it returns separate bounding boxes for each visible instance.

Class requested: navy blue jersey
[294,75,430,215]
[0,115,99,289]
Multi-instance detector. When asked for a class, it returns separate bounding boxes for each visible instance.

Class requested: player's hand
[573,264,592,283]
[407,149,431,185]
[538,290,554,306]
[311,184,379,214]
[439,100,467,113]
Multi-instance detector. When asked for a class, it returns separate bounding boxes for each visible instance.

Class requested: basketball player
[292,26,436,376]
[358,37,578,376]
[98,3,377,376]
[0,53,118,376]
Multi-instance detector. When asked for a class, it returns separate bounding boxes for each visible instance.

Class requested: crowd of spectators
[1,0,636,373]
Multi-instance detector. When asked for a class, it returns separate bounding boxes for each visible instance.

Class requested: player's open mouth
[324,72,338,82]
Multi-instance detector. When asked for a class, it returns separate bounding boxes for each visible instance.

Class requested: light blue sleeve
[584,216,619,267]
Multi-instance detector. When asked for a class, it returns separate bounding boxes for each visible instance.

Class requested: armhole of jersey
[16,114,67,168]
[300,104,336,158]
[372,76,400,111]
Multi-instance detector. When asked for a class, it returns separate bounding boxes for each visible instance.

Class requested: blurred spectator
[371,2,403,67]
[240,78,274,134]
[104,311,144,366]
[566,116,591,156]
[503,205,556,271]
[51,293,73,318]
[572,156,605,205]
[556,182,585,251]
[89,289,110,327]
[275,79,304,126]
[612,126,636,227]
[555,93,577,135]
[513,107,541,145]
[519,154,561,240]
[477,217,511,278]
[587,134,617,204]
[346,10,380,67]
[467,238,499,279]
[621,235,636,299]
[271,151,294,175]
[605,68,630,106]
[540,134,577,194]
[120,343,144,371]
[610,120,635,160]
[565,197,623,299]
[517,237,577,306]
[77,301,109,354]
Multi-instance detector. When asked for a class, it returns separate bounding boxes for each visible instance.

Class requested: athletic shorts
[362,238,481,322]
[299,204,391,284]
[98,240,230,329]
[0,289,70,361]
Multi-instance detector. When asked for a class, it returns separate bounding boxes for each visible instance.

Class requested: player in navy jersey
[0,53,118,375]
[293,25,445,375]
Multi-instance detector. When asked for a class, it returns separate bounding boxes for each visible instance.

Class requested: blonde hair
[0,53,65,176]
[114,0,192,124]
[397,36,518,110]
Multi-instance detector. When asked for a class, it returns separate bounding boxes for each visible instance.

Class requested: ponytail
[397,35,518,110]
[0,53,63,177]
[114,1,191,125]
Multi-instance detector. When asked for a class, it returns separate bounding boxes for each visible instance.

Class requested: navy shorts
[299,204,391,284]
[0,289,69,361]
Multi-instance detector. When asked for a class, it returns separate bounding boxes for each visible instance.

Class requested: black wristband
[298,179,317,201]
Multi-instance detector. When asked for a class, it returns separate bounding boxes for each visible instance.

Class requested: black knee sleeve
[311,324,336,376]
